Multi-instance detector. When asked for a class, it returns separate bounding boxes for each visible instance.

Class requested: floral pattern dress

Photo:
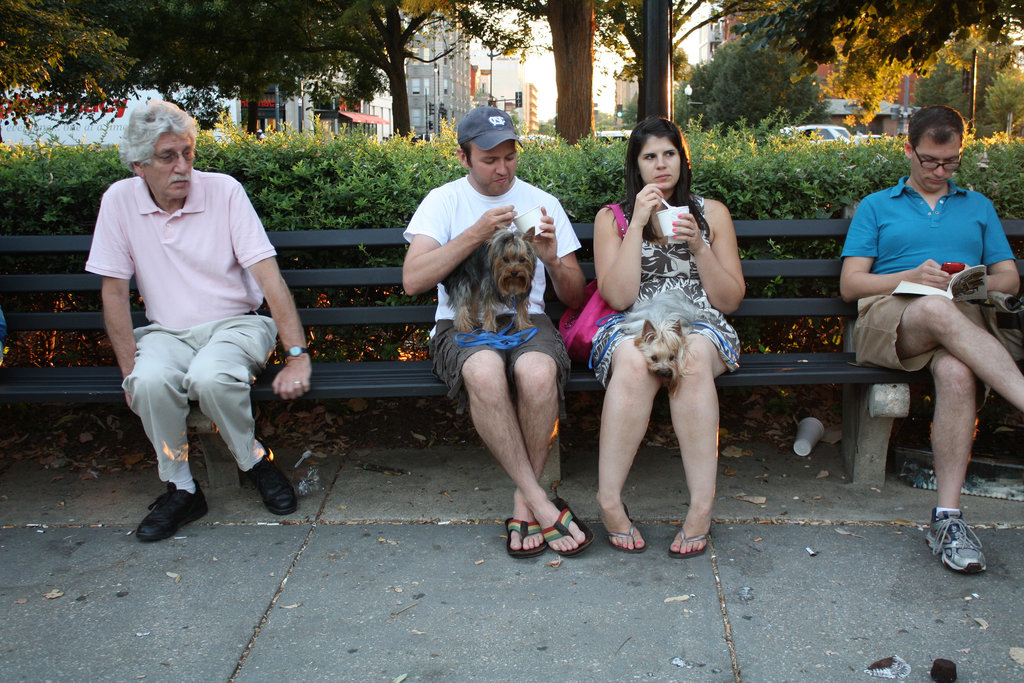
[591,196,741,386]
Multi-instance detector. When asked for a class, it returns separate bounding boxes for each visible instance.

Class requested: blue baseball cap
[457,106,519,150]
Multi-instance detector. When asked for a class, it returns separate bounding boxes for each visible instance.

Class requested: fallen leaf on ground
[13,598,27,605]
[975,617,989,630]
[816,470,829,479]
[723,468,736,476]
[1010,648,1024,666]
[546,558,563,568]
[411,432,426,442]
[664,595,692,603]
[835,529,864,538]
[44,589,64,599]
[734,494,766,505]
[721,445,751,458]
[279,603,302,610]
[79,432,93,443]
[166,572,181,583]
[474,559,484,565]
[347,398,368,412]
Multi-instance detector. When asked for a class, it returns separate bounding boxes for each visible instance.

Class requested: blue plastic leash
[588,313,625,369]
[693,321,740,364]
[455,319,538,349]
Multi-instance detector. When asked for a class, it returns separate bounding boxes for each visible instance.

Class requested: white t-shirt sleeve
[404,186,452,246]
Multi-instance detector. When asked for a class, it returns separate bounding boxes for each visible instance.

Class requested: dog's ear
[670,319,685,336]
[523,227,537,243]
[640,319,658,343]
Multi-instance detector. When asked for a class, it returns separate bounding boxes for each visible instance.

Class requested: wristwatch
[285,346,308,360]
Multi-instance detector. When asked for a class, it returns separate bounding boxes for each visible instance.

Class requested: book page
[891,265,987,301]
[948,265,987,301]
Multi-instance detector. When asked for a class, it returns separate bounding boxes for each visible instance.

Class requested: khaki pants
[123,314,277,482]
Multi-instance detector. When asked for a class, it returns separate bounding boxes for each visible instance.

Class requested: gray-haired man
[87,100,308,541]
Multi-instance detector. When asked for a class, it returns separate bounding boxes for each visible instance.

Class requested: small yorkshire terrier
[444,228,537,333]
[621,289,708,395]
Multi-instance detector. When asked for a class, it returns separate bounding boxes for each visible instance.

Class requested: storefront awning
[338,110,390,125]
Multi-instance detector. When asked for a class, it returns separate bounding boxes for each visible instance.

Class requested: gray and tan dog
[444,228,537,333]
[621,289,709,394]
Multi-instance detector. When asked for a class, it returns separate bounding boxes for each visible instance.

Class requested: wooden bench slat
[0,353,929,404]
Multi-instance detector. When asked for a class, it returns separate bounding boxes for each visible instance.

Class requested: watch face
[288,346,305,357]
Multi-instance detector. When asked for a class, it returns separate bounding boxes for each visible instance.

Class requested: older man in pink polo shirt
[86,100,310,541]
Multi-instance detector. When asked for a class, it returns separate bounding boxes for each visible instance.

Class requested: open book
[892,264,987,301]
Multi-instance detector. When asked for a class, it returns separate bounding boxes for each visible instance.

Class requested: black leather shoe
[247,455,297,515]
[136,482,208,542]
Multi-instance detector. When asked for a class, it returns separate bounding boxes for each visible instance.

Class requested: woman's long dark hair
[620,117,705,242]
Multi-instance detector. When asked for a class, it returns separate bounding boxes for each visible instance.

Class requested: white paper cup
[656,205,689,238]
[793,417,825,456]
[512,206,544,234]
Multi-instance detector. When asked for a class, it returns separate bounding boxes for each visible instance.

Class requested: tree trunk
[381,24,412,137]
[548,0,595,144]
[245,87,262,135]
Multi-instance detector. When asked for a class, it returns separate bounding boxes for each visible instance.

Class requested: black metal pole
[642,0,672,120]
[969,48,978,134]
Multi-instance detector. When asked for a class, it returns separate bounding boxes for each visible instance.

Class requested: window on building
[410,78,421,95]
[411,108,424,127]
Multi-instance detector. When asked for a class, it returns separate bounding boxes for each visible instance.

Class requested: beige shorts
[853,294,988,372]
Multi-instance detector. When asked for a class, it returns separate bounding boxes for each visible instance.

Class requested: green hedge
[3,122,1023,238]
[3,123,1023,366]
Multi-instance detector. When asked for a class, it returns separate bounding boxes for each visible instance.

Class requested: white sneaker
[926,510,986,574]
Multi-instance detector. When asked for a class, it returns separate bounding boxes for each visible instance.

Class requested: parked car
[781,124,853,143]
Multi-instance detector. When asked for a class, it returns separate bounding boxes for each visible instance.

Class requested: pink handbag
[558,204,628,363]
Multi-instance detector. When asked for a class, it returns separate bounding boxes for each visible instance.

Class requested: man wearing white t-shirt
[86,101,309,541]
[403,107,593,557]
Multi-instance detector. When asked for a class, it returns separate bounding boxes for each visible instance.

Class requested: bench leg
[842,383,909,486]
[186,406,243,489]
[539,429,562,491]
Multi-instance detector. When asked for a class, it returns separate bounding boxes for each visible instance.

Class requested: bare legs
[897,296,1024,509]
[462,350,585,553]
[597,335,726,552]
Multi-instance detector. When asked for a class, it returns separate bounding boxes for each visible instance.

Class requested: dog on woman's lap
[621,289,708,395]
[444,228,537,333]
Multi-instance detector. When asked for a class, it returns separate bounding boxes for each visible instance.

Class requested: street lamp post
[434,63,439,140]
[684,84,692,126]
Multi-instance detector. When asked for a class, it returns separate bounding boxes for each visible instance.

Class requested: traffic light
[439,103,447,119]
[428,102,435,117]
[515,91,523,108]
[615,103,623,118]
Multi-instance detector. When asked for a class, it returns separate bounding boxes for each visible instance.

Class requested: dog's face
[635,319,688,394]
[488,229,536,298]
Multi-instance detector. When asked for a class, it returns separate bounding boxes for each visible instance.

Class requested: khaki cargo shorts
[852,294,988,372]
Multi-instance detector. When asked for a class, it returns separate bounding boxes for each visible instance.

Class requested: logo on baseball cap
[457,106,519,150]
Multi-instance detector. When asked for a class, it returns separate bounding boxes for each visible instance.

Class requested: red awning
[338,110,390,125]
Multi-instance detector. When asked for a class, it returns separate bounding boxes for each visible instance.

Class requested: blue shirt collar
[889,175,966,199]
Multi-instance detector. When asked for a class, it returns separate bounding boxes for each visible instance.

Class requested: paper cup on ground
[793,417,824,456]
[513,206,544,234]
[656,205,689,238]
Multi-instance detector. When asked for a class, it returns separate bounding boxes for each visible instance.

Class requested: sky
[524,50,622,122]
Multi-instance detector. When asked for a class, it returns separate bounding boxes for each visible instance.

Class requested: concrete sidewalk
[1,437,1023,681]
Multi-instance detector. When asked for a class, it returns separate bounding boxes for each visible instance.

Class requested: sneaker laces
[931,516,983,556]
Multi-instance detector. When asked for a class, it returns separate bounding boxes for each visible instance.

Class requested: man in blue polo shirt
[840,105,1024,574]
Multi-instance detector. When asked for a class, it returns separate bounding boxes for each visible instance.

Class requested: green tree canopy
[686,36,827,129]
[1,0,134,138]
[738,0,1023,117]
